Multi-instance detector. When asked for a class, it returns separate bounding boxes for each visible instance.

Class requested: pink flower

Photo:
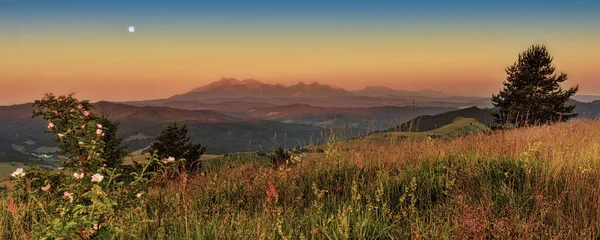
[11,168,25,178]
[73,172,84,180]
[42,95,49,101]
[84,111,90,117]
[136,192,144,198]
[63,191,74,202]
[57,133,65,138]
[47,122,55,130]
[96,129,103,135]
[77,104,83,110]
[41,183,51,192]
[91,173,104,183]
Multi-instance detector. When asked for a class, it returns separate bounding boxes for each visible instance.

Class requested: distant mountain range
[352,86,451,98]
[572,95,600,103]
[129,78,493,109]
[170,78,353,100]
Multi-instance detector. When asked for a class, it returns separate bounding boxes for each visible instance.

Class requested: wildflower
[8,198,18,217]
[84,111,90,117]
[167,156,175,162]
[63,191,74,202]
[48,122,55,130]
[136,192,144,198]
[57,133,65,138]
[96,129,103,135]
[11,168,26,178]
[78,141,84,145]
[73,172,84,180]
[266,181,279,205]
[41,183,51,192]
[93,224,100,230]
[91,173,104,183]
[77,104,83,110]
[97,124,103,129]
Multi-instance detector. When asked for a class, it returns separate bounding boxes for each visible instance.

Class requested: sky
[1,0,600,105]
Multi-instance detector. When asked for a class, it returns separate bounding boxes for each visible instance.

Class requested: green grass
[10,144,25,153]
[0,162,24,179]
[360,117,489,143]
[124,133,152,142]
[33,147,60,154]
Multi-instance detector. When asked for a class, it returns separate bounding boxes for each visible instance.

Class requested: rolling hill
[244,104,457,131]
[0,102,328,165]
[393,106,496,132]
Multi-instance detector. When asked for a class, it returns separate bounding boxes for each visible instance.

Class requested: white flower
[97,124,103,129]
[57,133,65,138]
[136,192,144,198]
[167,157,176,162]
[93,224,100,230]
[47,122,55,130]
[11,168,26,178]
[96,129,103,135]
[73,172,84,180]
[41,183,51,192]
[78,141,84,145]
[91,173,104,183]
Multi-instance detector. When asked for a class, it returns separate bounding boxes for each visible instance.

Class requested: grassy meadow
[3,119,600,239]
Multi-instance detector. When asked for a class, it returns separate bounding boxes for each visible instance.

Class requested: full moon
[128,26,135,33]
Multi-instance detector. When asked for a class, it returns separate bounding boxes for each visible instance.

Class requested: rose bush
[8,94,183,239]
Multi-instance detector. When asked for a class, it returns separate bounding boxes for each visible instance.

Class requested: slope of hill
[94,101,239,122]
[245,104,457,131]
[572,95,600,103]
[357,117,490,144]
[392,106,496,132]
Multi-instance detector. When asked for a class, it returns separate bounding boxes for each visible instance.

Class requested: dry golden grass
[3,119,600,239]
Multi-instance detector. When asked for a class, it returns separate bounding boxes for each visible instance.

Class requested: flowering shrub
[8,94,181,239]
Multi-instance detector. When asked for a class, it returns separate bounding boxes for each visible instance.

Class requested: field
[2,119,600,238]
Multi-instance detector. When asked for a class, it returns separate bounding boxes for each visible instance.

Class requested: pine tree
[98,117,129,168]
[149,122,206,171]
[492,44,578,127]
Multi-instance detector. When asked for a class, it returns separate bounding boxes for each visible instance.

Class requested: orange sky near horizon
[2,27,599,105]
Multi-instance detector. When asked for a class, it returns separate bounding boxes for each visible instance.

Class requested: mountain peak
[217,77,241,84]
[173,78,354,100]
